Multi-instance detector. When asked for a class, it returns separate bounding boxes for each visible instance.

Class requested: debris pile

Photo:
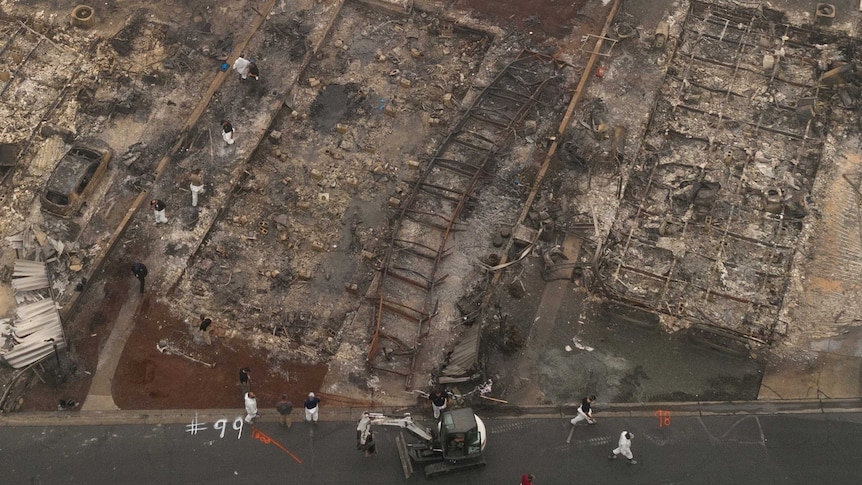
[1,228,66,368]
[168,2,498,378]
[594,1,854,351]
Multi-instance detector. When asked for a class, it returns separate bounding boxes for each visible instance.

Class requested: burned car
[41,140,112,217]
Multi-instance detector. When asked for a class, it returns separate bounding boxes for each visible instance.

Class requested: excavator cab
[409,407,487,477]
[440,407,484,460]
[358,407,487,478]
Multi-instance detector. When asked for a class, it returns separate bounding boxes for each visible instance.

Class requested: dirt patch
[111,299,327,409]
[13,260,131,412]
[454,0,592,39]
[806,276,844,293]
[16,275,327,411]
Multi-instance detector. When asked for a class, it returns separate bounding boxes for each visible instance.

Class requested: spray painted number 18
[654,410,671,427]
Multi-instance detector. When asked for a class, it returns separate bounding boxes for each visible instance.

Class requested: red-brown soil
[22,291,327,411]
[20,239,327,412]
[455,0,592,39]
[111,298,328,410]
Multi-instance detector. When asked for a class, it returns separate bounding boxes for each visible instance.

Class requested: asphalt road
[2,411,862,484]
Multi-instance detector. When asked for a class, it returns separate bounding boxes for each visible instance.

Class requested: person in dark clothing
[429,388,449,419]
[199,315,212,345]
[304,392,321,423]
[131,262,148,294]
[570,395,597,426]
[58,399,79,410]
[363,430,377,457]
[239,367,251,394]
[150,198,167,224]
[248,61,260,81]
[276,394,294,428]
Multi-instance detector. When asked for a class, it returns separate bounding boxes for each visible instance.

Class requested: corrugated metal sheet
[11,276,49,291]
[4,227,34,251]
[3,334,66,369]
[438,324,481,382]
[14,311,61,338]
[1,258,66,368]
[16,299,56,319]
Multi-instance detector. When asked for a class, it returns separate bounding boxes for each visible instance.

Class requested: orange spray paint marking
[251,426,303,464]
[655,409,671,427]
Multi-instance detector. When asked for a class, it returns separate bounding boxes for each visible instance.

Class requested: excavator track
[423,458,487,478]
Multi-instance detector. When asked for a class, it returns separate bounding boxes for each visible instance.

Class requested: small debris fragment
[296,269,313,281]
[572,338,594,352]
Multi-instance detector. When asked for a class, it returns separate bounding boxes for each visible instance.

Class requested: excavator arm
[356,411,434,447]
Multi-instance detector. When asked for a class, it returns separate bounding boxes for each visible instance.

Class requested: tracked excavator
[356,407,487,479]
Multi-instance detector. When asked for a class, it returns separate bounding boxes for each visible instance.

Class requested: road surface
[2,409,862,484]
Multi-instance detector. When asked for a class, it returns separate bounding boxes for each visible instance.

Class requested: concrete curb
[3,398,862,427]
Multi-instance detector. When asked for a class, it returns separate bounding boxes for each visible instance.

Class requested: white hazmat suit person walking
[609,430,636,464]
[244,391,259,424]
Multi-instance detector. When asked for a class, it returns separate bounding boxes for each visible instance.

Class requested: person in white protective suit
[232,54,251,80]
[244,391,259,424]
[221,120,235,145]
[608,431,636,464]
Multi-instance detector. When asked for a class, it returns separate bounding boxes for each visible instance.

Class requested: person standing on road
[521,474,536,485]
[131,262,148,294]
[276,394,293,428]
[232,54,250,80]
[609,431,636,464]
[221,120,235,145]
[189,169,205,207]
[248,61,260,81]
[198,315,212,345]
[239,367,251,394]
[244,391,259,424]
[363,430,377,457]
[429,388,448,419]
[304,392,321,423]
[150,198,168,224]
[570,395,597,426]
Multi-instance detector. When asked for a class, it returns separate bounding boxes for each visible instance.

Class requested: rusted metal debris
[598,0,841,347]
[366,51,561,388]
